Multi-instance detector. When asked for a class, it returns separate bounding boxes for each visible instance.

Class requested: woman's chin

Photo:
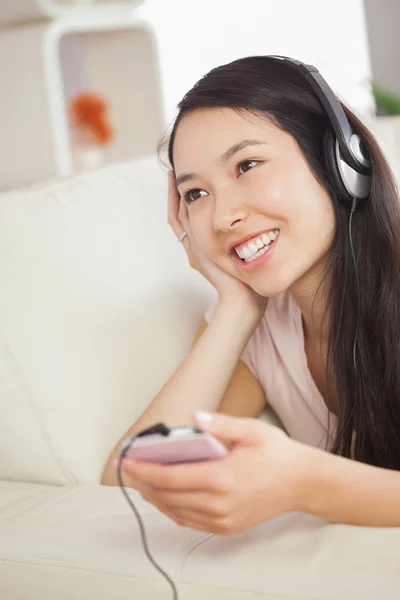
[250,279,291,298]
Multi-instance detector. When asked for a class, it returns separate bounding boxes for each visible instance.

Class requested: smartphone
[121,422,229,464]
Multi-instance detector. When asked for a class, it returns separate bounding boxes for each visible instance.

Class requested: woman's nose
[212,188,249,231]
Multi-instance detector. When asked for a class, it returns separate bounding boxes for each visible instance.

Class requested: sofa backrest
[0,157,217,485]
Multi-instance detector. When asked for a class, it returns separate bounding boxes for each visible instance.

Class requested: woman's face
[172,107,335,298]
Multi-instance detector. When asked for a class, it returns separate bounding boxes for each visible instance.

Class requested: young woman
[102,56,400,532]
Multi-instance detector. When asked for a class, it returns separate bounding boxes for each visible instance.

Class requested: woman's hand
[118,411,312,536]
[168,170,268,321]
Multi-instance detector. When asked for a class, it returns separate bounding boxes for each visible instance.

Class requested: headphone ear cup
[322,128,354,209]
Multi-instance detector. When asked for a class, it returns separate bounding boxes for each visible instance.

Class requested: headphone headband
[265,55,371,176]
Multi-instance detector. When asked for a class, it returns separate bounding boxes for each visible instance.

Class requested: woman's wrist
[217,293,267,328]
[289,442,328,516]
[212,300,260,342]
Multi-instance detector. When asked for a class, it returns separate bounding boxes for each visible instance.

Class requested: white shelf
[0,0,144,26]
[0,14,166,190]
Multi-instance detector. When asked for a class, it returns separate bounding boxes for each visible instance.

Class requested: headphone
[265,55,372,210]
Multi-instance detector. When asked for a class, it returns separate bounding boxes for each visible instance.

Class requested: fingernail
[194,410,213,425]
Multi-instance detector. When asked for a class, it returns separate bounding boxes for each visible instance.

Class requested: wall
[136,0,375,126]
[364,0,400,97]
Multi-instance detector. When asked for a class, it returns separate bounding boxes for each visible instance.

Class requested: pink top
[204,290,338,451]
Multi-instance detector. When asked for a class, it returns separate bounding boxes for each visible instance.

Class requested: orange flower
[70,92,114,145]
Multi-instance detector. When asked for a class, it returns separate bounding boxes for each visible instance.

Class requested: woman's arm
[301,447,400,527]
[101,299,263,486]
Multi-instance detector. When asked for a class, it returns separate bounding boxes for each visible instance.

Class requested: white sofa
[1,154,400,600]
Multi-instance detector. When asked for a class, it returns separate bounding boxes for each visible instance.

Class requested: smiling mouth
[233,229,280,263]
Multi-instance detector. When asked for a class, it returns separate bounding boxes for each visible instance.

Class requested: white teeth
[235,229,279,260]
[261,233,270,245]
[248,241,259,254]
[244,246,268,263]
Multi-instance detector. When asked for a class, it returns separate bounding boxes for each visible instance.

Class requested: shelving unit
[0,6,166,191]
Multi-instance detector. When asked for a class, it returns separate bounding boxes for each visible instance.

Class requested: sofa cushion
[0,157,217,485]
[1,480,399,600]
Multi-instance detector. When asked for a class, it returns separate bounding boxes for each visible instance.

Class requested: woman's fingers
[168,170,191,255]
[167,170,184,234]
[132,480,215,531]
[161,506,213,532]
[178,190,189,224]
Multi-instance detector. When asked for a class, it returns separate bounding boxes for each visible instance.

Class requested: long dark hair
[158,56,400,469]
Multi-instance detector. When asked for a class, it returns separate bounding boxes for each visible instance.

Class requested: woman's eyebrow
[175,139,267,187]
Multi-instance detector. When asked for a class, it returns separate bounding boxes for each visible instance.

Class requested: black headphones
[265,55,372,210]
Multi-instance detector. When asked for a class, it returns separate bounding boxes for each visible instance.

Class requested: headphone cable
[331,197,360,454]
[117,441,179,599]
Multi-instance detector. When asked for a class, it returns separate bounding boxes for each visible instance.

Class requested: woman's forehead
[173,108,284,169]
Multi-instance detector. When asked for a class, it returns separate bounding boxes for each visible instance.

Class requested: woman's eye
[237,159,259,174]
[182,160,259,204]
[182,189,207,204]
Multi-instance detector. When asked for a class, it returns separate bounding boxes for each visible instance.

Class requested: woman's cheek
[250,175,285,212]
[191,224,215,257]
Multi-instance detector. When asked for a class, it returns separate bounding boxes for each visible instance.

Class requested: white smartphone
[121,422,229,464]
